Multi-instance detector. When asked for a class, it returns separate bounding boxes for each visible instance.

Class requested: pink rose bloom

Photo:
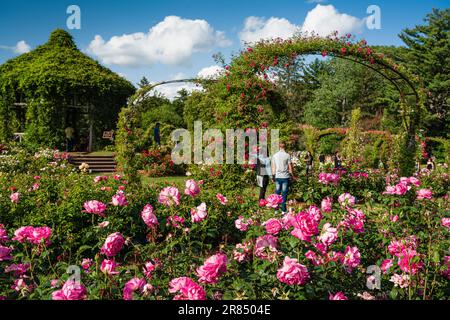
[263,218,283,235]
[123,278,146,300]
[191,203,208,223]
[318,223,338,247]
[10,192,20,204]
[290,212,318,242]
[184,179,200,197]
[321,197,333,213]
[277,256,309,286]
[143,261,155,279]
[319,173,340,185]
[13,226,34,243]
[52,280,87,300]
[98,221,110,229]
[93,176,103,183]
[397,249,422,274]
[4,263,30,276]
[329,292,348,300]
[254,235,279,262]
[0,224,9,243]
[83,200,107,217]
[12,278,33,293]
[307,205,322,222]
[408,177,421,187]
[100,259,119,275]
[50,279,60,288]
[28,226,52,245]
[113,174,122,180]
[265,194,283,209]
[141,205,158,228]
[343,208,365,233]
[169,277,206,300]
[305,250,323,266]
[416,189,432,200]
[158,187,181,207]
[233,242,252,263]
[380,259,393,274]
[34,176,40,180]
[338,193,356,207]
[442,218,450,229]
[101,232,125,257]
[216,193,228,205]
[112,191,128,207]
[388,237,417,257]
[0,245,13,261]
[196,253,228,284]
[342,246,361,271]
[81,258,93,271]
[259,199,268,207]
[390,215,399,223]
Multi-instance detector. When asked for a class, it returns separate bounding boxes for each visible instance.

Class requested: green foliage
[0,29,135,148]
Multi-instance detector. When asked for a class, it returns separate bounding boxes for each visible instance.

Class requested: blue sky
[0,0,448,97]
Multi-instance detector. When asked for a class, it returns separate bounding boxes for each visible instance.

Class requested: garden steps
[69,154,117,173]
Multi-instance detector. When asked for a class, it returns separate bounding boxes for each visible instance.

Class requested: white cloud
[87,16,231,67]
[153,65,224,100]
[0,40,31,54]
[197,65,224,79]
[301,4,365,37]
[239,16,299,44]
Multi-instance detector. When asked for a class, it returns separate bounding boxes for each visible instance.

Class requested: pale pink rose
[277,256,309,285]
[235,216,251,232]
[93,176,103,183]
[338,193,356,207]
[233,242,252,263]
[0,245,13,261]
[169,277,206,300]
[101,259,119,275]
[342,246,361,271]
[263,218,283,235]
[290,212,318,242]
[381,259,393,274]
[123,278,146,300]
[101,232,125,257]
[98,221,110,229]
[408,177,421,187]
[158,187,181,207]
[50,279,60,288]
[32,183,39,191]
[388,237,417,257]
[52,280,87,300]
[216,193,228,205]
[184,179,200,197]
[254,235,279,262]
[321,197,333,213]
[196,253,228,284]
[416,188,432,200]
[143,261,155,279]
[142,283,153,296]
[12,278,33,293]
[390,215,399,223]
[10,192,20,204]
[357,292,376,300]
[329,292,348,300]
[265,194,283,209]
[390,273,410,288]
[81,258,93,271]
[442,218,450,229]
[318,223,338,247]
[191,203,208,223]
[141,205,158,227]
[83,200,107,217]
[112,191,128,207]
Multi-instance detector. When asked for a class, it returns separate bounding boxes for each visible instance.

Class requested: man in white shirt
[272,142,295,214]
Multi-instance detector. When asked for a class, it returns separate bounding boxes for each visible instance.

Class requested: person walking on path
[272,142,295,214]
[154,123,161,146]
[65,126,75,152]
[256,152,272,200]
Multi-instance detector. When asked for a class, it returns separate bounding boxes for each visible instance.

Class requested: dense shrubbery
[0,146,448,300]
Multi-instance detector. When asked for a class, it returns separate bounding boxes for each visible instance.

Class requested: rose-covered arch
[222,34,425,175]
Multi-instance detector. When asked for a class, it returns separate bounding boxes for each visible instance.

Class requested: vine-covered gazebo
[0,29,135,151]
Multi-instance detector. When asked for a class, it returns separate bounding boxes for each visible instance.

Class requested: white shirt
[272,150,291,179]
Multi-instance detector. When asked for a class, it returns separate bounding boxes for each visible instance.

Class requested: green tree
[399,8,450,137]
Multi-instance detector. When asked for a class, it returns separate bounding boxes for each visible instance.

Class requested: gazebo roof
[0,29,135,98]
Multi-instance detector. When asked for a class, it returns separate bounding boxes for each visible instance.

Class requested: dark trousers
[258,175,269,200]
[275,178,290,212]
